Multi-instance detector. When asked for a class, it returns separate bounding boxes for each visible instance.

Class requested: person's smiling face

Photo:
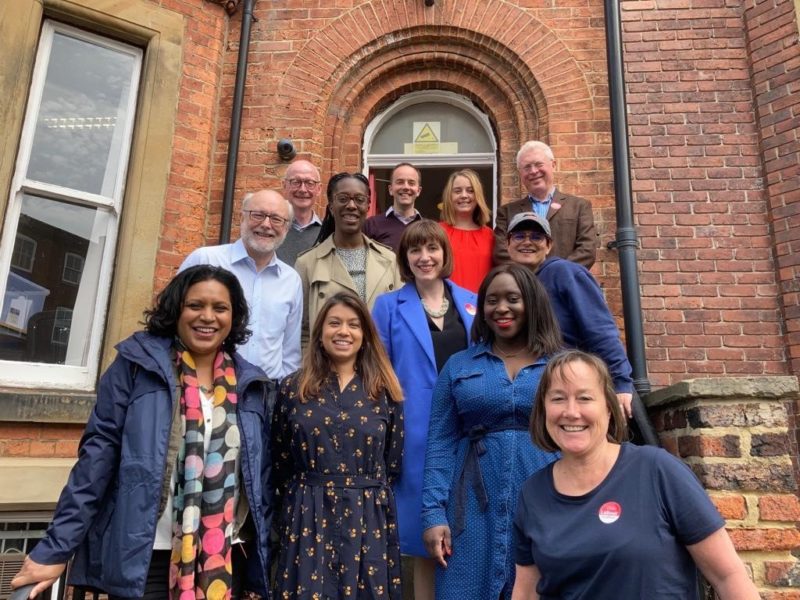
[483,272,526,343]
[320,302,363,367]
[330,177,370,236]
[517,147,555,199]
[507,226,553,270]
[407,240,445,282]
[449,175,476,218]
[176,279,233,359]
[544,359,612,458]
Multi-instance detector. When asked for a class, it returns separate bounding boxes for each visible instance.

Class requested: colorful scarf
[170,342,239,600]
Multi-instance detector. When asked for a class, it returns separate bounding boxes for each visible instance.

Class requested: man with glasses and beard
[180,189,302,393]
[277,159,324,266]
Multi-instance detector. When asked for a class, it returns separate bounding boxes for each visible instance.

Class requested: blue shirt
[179,239,302,379]
[514,443,724,599]
[528,187,555,219]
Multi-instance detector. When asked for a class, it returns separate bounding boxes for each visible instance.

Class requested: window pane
[0,195,108,366]
[26,32,137,196]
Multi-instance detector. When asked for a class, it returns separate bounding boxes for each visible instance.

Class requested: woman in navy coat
[11,266,272,599]
[372,219,477,600]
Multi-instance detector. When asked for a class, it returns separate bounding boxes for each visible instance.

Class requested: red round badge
[598,501,622,524]
[465,303,476,316]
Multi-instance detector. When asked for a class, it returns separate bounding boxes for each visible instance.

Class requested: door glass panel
[370,102,493,154]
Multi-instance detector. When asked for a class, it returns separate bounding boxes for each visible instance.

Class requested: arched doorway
[363,91,498,222]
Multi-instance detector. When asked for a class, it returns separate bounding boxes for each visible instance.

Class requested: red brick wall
[190,0,796,388]
[741,0,800,380]
[0,423,82,458]
[620,0,789,386]
[152,0,231,291]
[211,0,618,248]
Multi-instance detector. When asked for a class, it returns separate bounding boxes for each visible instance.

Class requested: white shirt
[179,239,302,379]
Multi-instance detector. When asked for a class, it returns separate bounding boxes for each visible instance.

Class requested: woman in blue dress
[372,220,477,600]
[421,263,563,599]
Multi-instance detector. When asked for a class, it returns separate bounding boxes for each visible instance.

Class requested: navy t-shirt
[514,443,724,600]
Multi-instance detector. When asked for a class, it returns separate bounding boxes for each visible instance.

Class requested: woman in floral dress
[272,291,404,599]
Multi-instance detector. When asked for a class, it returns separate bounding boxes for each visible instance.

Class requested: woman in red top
[439,169,494,292]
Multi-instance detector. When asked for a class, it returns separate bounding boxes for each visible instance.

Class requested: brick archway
[269,1,596,204]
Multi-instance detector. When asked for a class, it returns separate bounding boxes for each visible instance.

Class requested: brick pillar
[645,376,800,599]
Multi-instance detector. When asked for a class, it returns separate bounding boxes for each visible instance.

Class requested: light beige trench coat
[294,234,402,346]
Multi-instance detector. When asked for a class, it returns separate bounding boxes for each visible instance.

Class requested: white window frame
[0,21,142,390]
[10,234,36,273]
[61,252,84,285]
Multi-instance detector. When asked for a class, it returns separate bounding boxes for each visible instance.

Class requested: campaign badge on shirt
[465,303,476,316]
[598,501,621,524]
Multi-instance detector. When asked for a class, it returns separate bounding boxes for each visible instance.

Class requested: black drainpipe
[604,0,659,446]
[219,0,257,244]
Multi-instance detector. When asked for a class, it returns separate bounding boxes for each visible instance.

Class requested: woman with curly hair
[12,265,272,599]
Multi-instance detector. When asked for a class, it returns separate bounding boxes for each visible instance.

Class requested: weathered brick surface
[685,402,788,428]
[766,561,800,587]
[728,527,800,552]
[760,494,800,522]
[752,432,792,457]
[710,494,748,520]
[678,433,740,458]
[691,461,797,493]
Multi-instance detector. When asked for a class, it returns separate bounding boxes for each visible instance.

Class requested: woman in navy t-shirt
[512,350,758,600]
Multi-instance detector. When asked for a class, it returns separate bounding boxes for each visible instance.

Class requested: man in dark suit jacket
[493,140,597,268]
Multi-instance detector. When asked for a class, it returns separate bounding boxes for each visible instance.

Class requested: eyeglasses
[285,178,320,190]
[333,194,370,208]
[244,210,288,227]
[508,230,548,243]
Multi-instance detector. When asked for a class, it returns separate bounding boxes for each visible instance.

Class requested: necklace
[421,296,449,319]
[493,343,526,358]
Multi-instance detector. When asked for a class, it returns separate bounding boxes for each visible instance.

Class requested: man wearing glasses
[179,189,302,391]
[277,159,323,266]
[494,140,597,268]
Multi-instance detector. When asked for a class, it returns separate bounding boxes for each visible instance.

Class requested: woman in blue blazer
[373,219,477,600]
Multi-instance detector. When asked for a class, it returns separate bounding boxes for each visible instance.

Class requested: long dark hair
[471,263,562,357]
[298,292,403,403]
[144,265,251,353]
[314,172,371,245]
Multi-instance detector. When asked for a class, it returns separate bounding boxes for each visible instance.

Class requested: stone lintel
[0,390,95,423]
[644,376,800,409]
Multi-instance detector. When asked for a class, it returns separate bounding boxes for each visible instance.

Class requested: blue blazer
[372,279,477,556]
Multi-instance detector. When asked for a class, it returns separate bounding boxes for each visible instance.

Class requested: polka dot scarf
[170,343,239,600]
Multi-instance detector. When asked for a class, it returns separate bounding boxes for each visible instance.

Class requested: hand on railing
[11,556,66,599]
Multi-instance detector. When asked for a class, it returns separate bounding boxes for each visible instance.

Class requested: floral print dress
[271,372,404,599]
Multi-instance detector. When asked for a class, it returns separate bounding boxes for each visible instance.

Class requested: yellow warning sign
[404,121,458,155]
[415,123,439,143]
